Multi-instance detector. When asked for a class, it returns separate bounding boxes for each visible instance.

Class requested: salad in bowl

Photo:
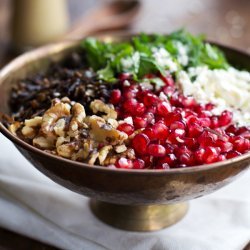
[6,30,250,170]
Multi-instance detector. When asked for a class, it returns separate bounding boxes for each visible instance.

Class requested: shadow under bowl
[0,35,249,231]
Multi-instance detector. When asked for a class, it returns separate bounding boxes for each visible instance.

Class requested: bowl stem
[90,200,188,232]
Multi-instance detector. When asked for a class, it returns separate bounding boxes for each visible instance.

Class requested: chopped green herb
[81,30,229,83]
[97,63,116,82]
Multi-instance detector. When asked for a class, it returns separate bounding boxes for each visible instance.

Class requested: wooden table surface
[0,0,250,249]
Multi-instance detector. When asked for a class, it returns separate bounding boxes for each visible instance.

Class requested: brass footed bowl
[0,35,250,231]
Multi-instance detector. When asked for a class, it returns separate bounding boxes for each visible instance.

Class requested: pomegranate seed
[166,133,176,144]
[183,137,198,149]
[214,127,227,136]
[213,129,229,142]
[142,112,155,124]
[203,147,220,164]
[134,102,146,115]
[225,150,241,159]
[164,112,182,126]
[179,153,195,166]
[132,133,150,155]
[143,93,159,106]
[119,73,131,81]
[170,120,186,130]
[236,127,250,139]
[184,110,196,118]
[140,155,152,167]
[194,104,204,114]
[239,130,250,139]
[174,146,192,157]
[198,136,214,147]
[194,148,205,164]
[210,116,219,128]
[215,140,233,153]
[157,101,171,116]
[236,126,248,135]
[218,110,233,127]
[167,129,185,144]
[217,154,226,162]
[226,125,238,135]
[124,90,136,99]
[143,128,154,140]
[146,108,156,117]
[152,122,169,140]
[148,144,166,157]
[154,163,170,169]
[221,134,230,142]
[205,103,214,111]
[164,143,175,154]
[135,89,144,101]
[116,157,133,169]
[199,110,212,118]
[181,96,197,108]
[186,115,199,126]
[133,159,145,169]
[157,153,177,167]
[198,117,211,127]
[123,98,138,113]
[117,123,134,136]
[110,89,121,105]
[170,92,182,106]
[198,131,217,147]
[200,130,213,141]
[154,115,164,123]
[133,117,148,129]
[232,136,250,153]
[175,107,183,114]
[160,74,174,86]
[163,86,175,97]
[123,86,138,99]
[188,123,204,137]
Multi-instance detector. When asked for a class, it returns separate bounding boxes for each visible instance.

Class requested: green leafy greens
[81,30,229,82]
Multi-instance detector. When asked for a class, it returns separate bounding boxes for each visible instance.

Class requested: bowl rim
[1,35,250,175]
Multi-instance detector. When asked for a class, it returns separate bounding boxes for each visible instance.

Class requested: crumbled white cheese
[121,52,140,71]
[118,116,134,126]
[177,66,250,126]
[159,91,168,101]
[123,80,130,86]
[175,41,189,66]
[124,116,133,125]
[152,47,178,72]
[121,57,133,69]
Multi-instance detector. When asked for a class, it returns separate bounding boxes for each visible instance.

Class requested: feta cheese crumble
[177,66,250,125]
[121,52,140,71]
[175,41,189,66]
[152,47,178,72]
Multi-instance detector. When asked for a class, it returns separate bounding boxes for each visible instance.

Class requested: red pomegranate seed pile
[109,74,250,169]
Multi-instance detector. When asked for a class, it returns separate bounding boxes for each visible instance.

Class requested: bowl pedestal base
[90,200,188,232]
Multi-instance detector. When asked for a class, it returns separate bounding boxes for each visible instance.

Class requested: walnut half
[90,100,117,120]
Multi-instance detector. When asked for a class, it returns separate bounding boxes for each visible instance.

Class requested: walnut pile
[9,98,135,166]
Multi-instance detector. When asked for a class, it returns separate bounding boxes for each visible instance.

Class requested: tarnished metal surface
[90,200,188,231]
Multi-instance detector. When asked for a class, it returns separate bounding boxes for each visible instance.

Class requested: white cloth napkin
[0,133,249,250]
